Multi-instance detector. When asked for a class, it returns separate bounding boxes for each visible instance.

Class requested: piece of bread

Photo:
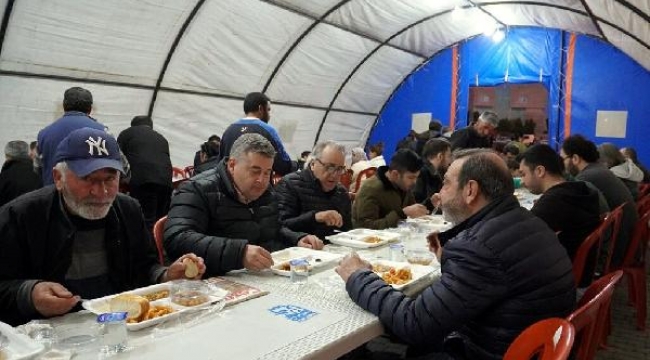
[109,294,150,322]
[183,258,199,278]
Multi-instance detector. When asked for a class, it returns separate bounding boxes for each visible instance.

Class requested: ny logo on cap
[85,136,109,156]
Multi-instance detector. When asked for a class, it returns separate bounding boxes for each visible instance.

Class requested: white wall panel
[334,47,422,113]
[587,0,650,48]
[0,76,151,157]
[326,0,458,41]
[0,0,196,86]
[0,0,7,25]
[318,112,375,151]
[266,105,326,158]
[267,23,376,108]
[163,0,310,96]
[476,0,584,9]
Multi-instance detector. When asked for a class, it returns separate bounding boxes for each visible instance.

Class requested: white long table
[21,237,441,360]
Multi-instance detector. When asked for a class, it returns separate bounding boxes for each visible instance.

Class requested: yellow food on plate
[363,236,382,243]
[142,289,170,301]
[109,294,150,323]
[381,267,413,285]
[141,305,174,321]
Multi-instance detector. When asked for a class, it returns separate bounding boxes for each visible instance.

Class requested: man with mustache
[0,128,205,326]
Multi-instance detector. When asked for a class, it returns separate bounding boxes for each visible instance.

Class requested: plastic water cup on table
[97,312,128,354]
[389,243,405,262]
[290,258,309,284]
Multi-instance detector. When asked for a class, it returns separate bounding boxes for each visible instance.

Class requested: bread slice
[109,294,150,322]
[183,258,199,278]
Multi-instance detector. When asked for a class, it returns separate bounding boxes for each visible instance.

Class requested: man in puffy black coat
[276,141,352,242]
[337,149,575,360]
[164,134,322,276]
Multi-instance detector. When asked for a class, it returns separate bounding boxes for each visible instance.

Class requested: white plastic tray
[325,229,401,248]
[82,282,228,331]
[370,260,434,290]
[270,247,343,276]
[0,321,44,359]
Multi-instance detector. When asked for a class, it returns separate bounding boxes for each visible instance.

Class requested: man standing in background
[117,115,173,233]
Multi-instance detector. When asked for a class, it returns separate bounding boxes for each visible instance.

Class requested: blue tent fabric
[371,27,650,165]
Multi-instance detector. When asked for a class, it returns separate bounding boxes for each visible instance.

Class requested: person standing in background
[117,115,173,233]
[0,141,42,207]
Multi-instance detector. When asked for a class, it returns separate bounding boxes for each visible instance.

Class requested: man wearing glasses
[275,141,351,244]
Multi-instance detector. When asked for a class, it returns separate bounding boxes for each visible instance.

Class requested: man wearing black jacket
[0,128,204,326]
[276,141,351,242]
[0,140,42,207]
[337,149,575,360]
[117,115,173,232]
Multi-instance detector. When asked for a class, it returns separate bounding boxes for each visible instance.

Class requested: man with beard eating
[0,128,205,326]
[337,149,575,359]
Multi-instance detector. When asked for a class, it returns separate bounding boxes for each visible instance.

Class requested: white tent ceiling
[0,0,648,166]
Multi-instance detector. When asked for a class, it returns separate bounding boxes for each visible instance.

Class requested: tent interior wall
[0,0,648,168]
[372,27,650,166]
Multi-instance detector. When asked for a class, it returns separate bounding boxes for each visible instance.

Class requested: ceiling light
[492,28,505,42]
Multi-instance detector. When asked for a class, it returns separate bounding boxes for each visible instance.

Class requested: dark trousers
[129,183,173,233]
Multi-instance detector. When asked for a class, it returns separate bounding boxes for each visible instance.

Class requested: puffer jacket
[346,196,575,360]
[0,186,162,326]
[352,166,415,229]
[275,169,352,240]
[164,160,303,276]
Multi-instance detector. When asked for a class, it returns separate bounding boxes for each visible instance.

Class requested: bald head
[453,149,514,201]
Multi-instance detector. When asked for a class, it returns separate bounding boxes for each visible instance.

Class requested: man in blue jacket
[337,149,575,360]
[219,92,296,176]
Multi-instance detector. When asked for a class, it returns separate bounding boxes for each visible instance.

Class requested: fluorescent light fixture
[451,6,463,20]
[483,21,497,36]
[492,28,505,42]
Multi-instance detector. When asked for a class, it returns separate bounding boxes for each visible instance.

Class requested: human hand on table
[403,203,428,218]
[335,253,371,283]
[242,245,274,271]
[298,235,324,250]
[315,210,343,227]
[32,282,80,317]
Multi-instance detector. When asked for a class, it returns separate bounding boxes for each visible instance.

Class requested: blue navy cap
[53,127,124,177]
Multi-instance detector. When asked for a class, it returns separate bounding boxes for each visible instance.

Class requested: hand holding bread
[162,254,206,282]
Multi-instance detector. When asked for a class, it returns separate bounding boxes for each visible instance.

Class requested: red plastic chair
[621,209,650,330]
[153,216,167,265]
[504,318,575,360]
[172,166,186,180]
[353,167,377,193]
[567,270,623,360]
[602,203,625,274]
[572,219,605,286]
[638,183,650,200]
[184,165,195,178]
[340,169,353,190]
[636,195,650,216]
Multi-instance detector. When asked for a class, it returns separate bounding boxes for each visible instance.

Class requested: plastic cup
[389,244,405,262]
[97,312,128,354]
[290,259,309,284]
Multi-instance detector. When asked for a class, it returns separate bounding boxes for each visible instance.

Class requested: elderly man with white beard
[0,127,205,326]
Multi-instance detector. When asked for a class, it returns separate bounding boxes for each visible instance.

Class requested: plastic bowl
[405,249,435,266]
[170,280,211,307]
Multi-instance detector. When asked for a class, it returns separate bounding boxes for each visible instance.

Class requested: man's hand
[315,210,343,227]
[427,232,443,261]
[163,253,206,282]
[335,253,371,283]
[242,245,274,271]
[298,235,324,250]
[430,193,441,210]
[403,203,428,218]
[32,282,79,318]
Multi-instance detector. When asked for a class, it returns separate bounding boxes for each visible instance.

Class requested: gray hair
[54,161,68,181]
[4,140,29,159]
[230,133,276,161]
[597,143,625,168]
[350,147,367,164]
[478,111,499,127]
[312,141,346,160]
[453,148,514,201]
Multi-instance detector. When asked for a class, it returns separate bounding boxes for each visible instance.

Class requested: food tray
[325,229,401,248]
[370,260,434,290]
[82,282,228,331]
[270,247,343,276]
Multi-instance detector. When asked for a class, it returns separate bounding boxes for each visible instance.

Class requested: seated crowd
[0,87,648,359]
